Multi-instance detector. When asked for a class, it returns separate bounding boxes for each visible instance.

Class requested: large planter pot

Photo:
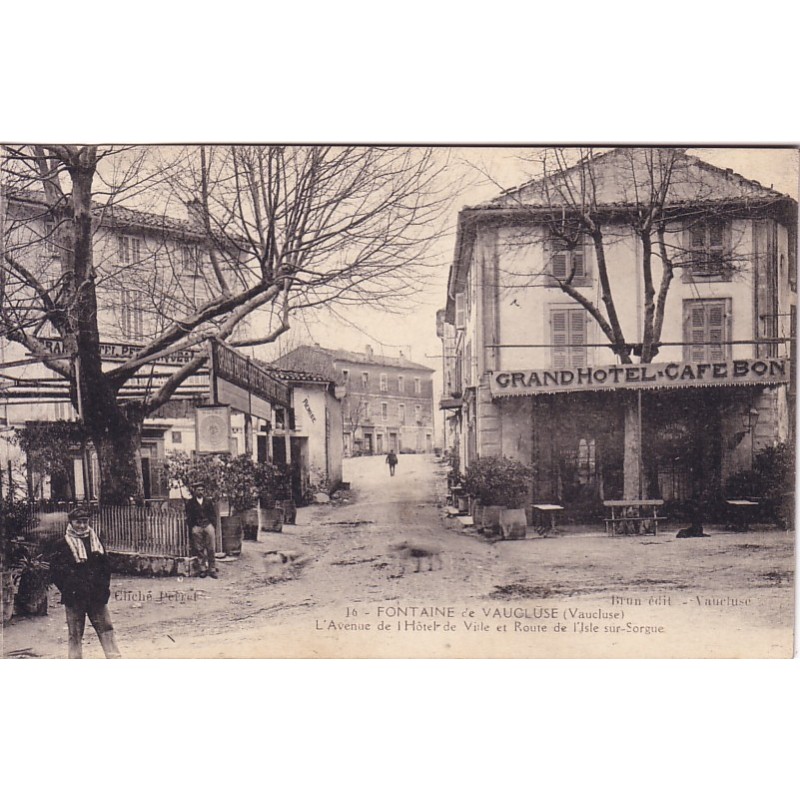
[500,508,528,540]
[14,576,49,616]
[260,507,284,533]
[2,571,16,625]
[481,505,505,534]
[456,494,470,514]
[278,500,297,525]
[220,515,243,556]
[240,508,259,541]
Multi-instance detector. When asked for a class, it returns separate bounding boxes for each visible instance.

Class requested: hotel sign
[39,337,198,366]
[489,358,790,397]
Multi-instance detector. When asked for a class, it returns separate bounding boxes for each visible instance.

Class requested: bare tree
[1,145,450,502]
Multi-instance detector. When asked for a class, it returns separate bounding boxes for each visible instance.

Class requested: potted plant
[2,497,35,624]
[462,456,533,538]
[255,461,285,532]
[12,550,52,616]
[220,455,262,541]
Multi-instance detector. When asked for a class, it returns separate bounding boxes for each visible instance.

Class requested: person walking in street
[185,482,218,578]
[386,449,398,477]
[49,505,122,659]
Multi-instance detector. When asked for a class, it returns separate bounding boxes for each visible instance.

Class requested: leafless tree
[1,145,450,502]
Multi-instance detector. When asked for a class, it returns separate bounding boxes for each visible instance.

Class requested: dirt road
[2,454,794,658]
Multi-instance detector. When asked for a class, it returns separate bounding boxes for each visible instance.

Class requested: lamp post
[742,406,760,468]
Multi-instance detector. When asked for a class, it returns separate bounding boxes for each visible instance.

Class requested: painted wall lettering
[489,358,790,397]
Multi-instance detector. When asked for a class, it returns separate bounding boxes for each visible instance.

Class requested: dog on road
[388,541,443,574]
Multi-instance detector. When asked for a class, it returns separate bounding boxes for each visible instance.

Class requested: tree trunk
[622,393,642,500]
[90,418,144,504]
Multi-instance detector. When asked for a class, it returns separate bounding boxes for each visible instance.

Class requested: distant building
[272,345,435,456]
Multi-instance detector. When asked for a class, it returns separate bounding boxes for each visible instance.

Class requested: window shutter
[569,310,587,367]
[119,236,129,264]
[455,292,466,329]
[690,225,705,250]
[707,302,725,361]
[552,310,568,369]
[552,248,568,280]
[688,304,707,361]
[572,247,585,279]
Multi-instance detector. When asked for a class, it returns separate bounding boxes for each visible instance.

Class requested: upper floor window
[381,402,388,420]
[415,405,422,423]
[551,308,587,369]
[455,292,466,329]
[361,371,369,389]
[684,299,730,362]
[380,373,387,392]
[397,376,404,393]
[363,401,370,419]
[41,218,59,256]
[550,235,589,285]
[414,377,421,395]
[182,244,200,276]
[121,289,144,341]
[398,404,405,423]
[118,235,142,265]
[342,369,349,384]
[684,219,730,278]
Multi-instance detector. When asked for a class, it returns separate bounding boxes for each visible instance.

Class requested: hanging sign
[489,357,790,397]
[196,405,232,452]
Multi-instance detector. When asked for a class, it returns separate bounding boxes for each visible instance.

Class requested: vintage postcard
[1,144,796,659]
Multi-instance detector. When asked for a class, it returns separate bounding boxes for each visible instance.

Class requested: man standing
[386,449,398,477]
[49,505,122,659]
[185,482,218,578]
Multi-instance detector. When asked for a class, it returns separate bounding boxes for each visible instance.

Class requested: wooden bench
[603,500,666,536]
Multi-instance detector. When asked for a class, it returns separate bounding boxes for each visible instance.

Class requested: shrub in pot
[463,456,533,536]
[256,462,287,531]
[12,551,52,616]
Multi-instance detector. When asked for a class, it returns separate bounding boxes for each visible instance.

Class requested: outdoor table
[604,500,665,536]
[532,504,564,537]
[725,499,760,532]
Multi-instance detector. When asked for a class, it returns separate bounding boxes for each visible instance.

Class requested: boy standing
[49,505,122,659]
[185,482,218,578]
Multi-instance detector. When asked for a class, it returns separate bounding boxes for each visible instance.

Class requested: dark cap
[68,505,93,521]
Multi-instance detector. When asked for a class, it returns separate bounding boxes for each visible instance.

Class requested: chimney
[365,344,374,360]
[185,198,205,229]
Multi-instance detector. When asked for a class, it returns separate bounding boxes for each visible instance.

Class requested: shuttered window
[551,309,588,369]
[455,292,466,329]
[118,235,142,265]
[685,220,729,276]
[121,289,144,340]
[551,237,587,282]
[683,300,730,361]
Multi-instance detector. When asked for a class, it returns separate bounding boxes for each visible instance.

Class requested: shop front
[490,357,790,522]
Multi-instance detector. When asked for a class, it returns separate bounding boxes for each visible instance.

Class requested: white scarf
[65,523,105,563]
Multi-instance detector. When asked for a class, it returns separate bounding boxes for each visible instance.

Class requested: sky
[257,146,800,434]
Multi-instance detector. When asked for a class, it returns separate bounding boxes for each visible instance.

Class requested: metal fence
[16,501,191,557]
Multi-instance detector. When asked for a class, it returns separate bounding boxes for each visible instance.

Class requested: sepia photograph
[0,144,796,660]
